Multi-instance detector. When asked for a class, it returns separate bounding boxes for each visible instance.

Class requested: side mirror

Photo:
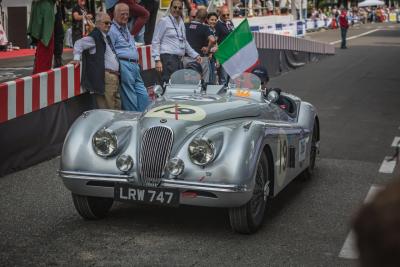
[154,85,163,97]
[267,90,279,103]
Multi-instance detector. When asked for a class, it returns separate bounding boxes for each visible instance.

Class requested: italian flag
[215,19,259,79]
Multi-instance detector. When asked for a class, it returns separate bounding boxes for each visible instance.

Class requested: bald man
[108,3,149,112]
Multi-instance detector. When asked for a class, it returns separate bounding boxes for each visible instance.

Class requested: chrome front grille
[140,126,173,187]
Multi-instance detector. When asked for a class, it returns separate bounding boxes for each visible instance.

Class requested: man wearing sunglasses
[215,6,235,86]
[70,12,121,110]
[152,0,201,86]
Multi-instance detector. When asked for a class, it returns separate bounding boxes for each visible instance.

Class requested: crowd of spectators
[152,1,235,88]
[65,0,239,112]
[207,0,399,26]
[309,5,398,26]
[26,0,400,113]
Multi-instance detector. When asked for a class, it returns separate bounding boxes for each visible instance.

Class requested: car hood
[138,96,262,133]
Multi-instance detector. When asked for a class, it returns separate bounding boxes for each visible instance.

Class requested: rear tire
[229,153,271,234]
[301,121,318,180]
[72,193,113,220]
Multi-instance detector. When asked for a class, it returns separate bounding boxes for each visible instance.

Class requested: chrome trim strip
[59,171,249,193]
[59,170,132,180]
[161,179,249,192]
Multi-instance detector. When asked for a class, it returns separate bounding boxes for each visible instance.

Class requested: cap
[251,66,270,83]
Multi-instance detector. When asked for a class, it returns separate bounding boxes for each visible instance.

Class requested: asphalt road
[1,22,400,266]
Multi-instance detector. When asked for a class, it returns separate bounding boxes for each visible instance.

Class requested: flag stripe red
[138,48,143,68]
[47,70,55,105]
[0,83,8,123]
[15,79,24,117]
[74,65,80,95]
[146,46,152,70]
[61,67,68,100]
[32,74,40,112]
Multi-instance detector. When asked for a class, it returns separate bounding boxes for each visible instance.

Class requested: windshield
[170,69,201,86]
[229,72,261,91]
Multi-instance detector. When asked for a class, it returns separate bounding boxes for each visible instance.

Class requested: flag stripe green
[215,19,253,65]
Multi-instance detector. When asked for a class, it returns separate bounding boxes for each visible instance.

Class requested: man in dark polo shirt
[184,8,215,83]
[215,5,234,86]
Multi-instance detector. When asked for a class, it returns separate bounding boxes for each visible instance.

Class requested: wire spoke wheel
[309,123,318,172]
[229,153,271,234]
[251,163,267,222]
[300,121,319,180]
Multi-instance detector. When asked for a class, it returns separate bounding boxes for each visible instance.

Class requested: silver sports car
[59,69,320,234]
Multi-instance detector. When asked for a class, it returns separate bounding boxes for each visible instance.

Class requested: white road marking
[339,185,384,259]
[379,156,397,173]
[391,137,400,147]
[330,29,380,45]
[339,231,358,259]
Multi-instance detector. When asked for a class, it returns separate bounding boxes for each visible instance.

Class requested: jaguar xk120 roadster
[59,69,320,234]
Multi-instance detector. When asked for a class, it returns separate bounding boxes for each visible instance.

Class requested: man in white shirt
[151,0,201,85]
[70,12,121,110]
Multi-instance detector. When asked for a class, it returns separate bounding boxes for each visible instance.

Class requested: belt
[105,69,120,76]
[119,57,139,63]
[161,54,183,60]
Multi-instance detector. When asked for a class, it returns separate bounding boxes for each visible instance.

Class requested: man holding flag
[215,6,234,86]
[215,18,259,81]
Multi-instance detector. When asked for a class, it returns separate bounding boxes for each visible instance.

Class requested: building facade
[0,0,33,48]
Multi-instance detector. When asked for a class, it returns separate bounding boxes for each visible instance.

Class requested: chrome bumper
[59,170,253,207]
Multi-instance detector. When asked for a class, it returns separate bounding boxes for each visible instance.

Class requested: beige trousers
[95,71,121,110]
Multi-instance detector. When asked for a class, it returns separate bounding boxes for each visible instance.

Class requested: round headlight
[92,129,118,157]
[166,157,185,176]
[116,154,133,172]
[188,139,215,166]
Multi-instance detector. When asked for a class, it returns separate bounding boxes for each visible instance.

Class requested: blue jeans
[340,28,347,48]
[218,65,230,86]
[120,60,149,112]
[209,57,216,85]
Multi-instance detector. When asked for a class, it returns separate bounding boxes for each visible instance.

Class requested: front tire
[72,193,113,220]
[229,153,271,234]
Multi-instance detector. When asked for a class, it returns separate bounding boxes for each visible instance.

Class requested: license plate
[114,183,180,207]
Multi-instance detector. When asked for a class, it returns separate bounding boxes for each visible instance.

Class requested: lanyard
[113,22,131,44]
[168,15,183,40]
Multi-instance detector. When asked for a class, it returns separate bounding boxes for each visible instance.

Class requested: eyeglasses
[222,13,230,17]
[103,21,111,25]
[173,6,183,10]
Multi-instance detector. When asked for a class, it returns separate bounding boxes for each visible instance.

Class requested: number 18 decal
[279,139,288,173]
[276,133,288,187]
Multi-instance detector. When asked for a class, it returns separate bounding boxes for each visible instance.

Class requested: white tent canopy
[358,0,385,7]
